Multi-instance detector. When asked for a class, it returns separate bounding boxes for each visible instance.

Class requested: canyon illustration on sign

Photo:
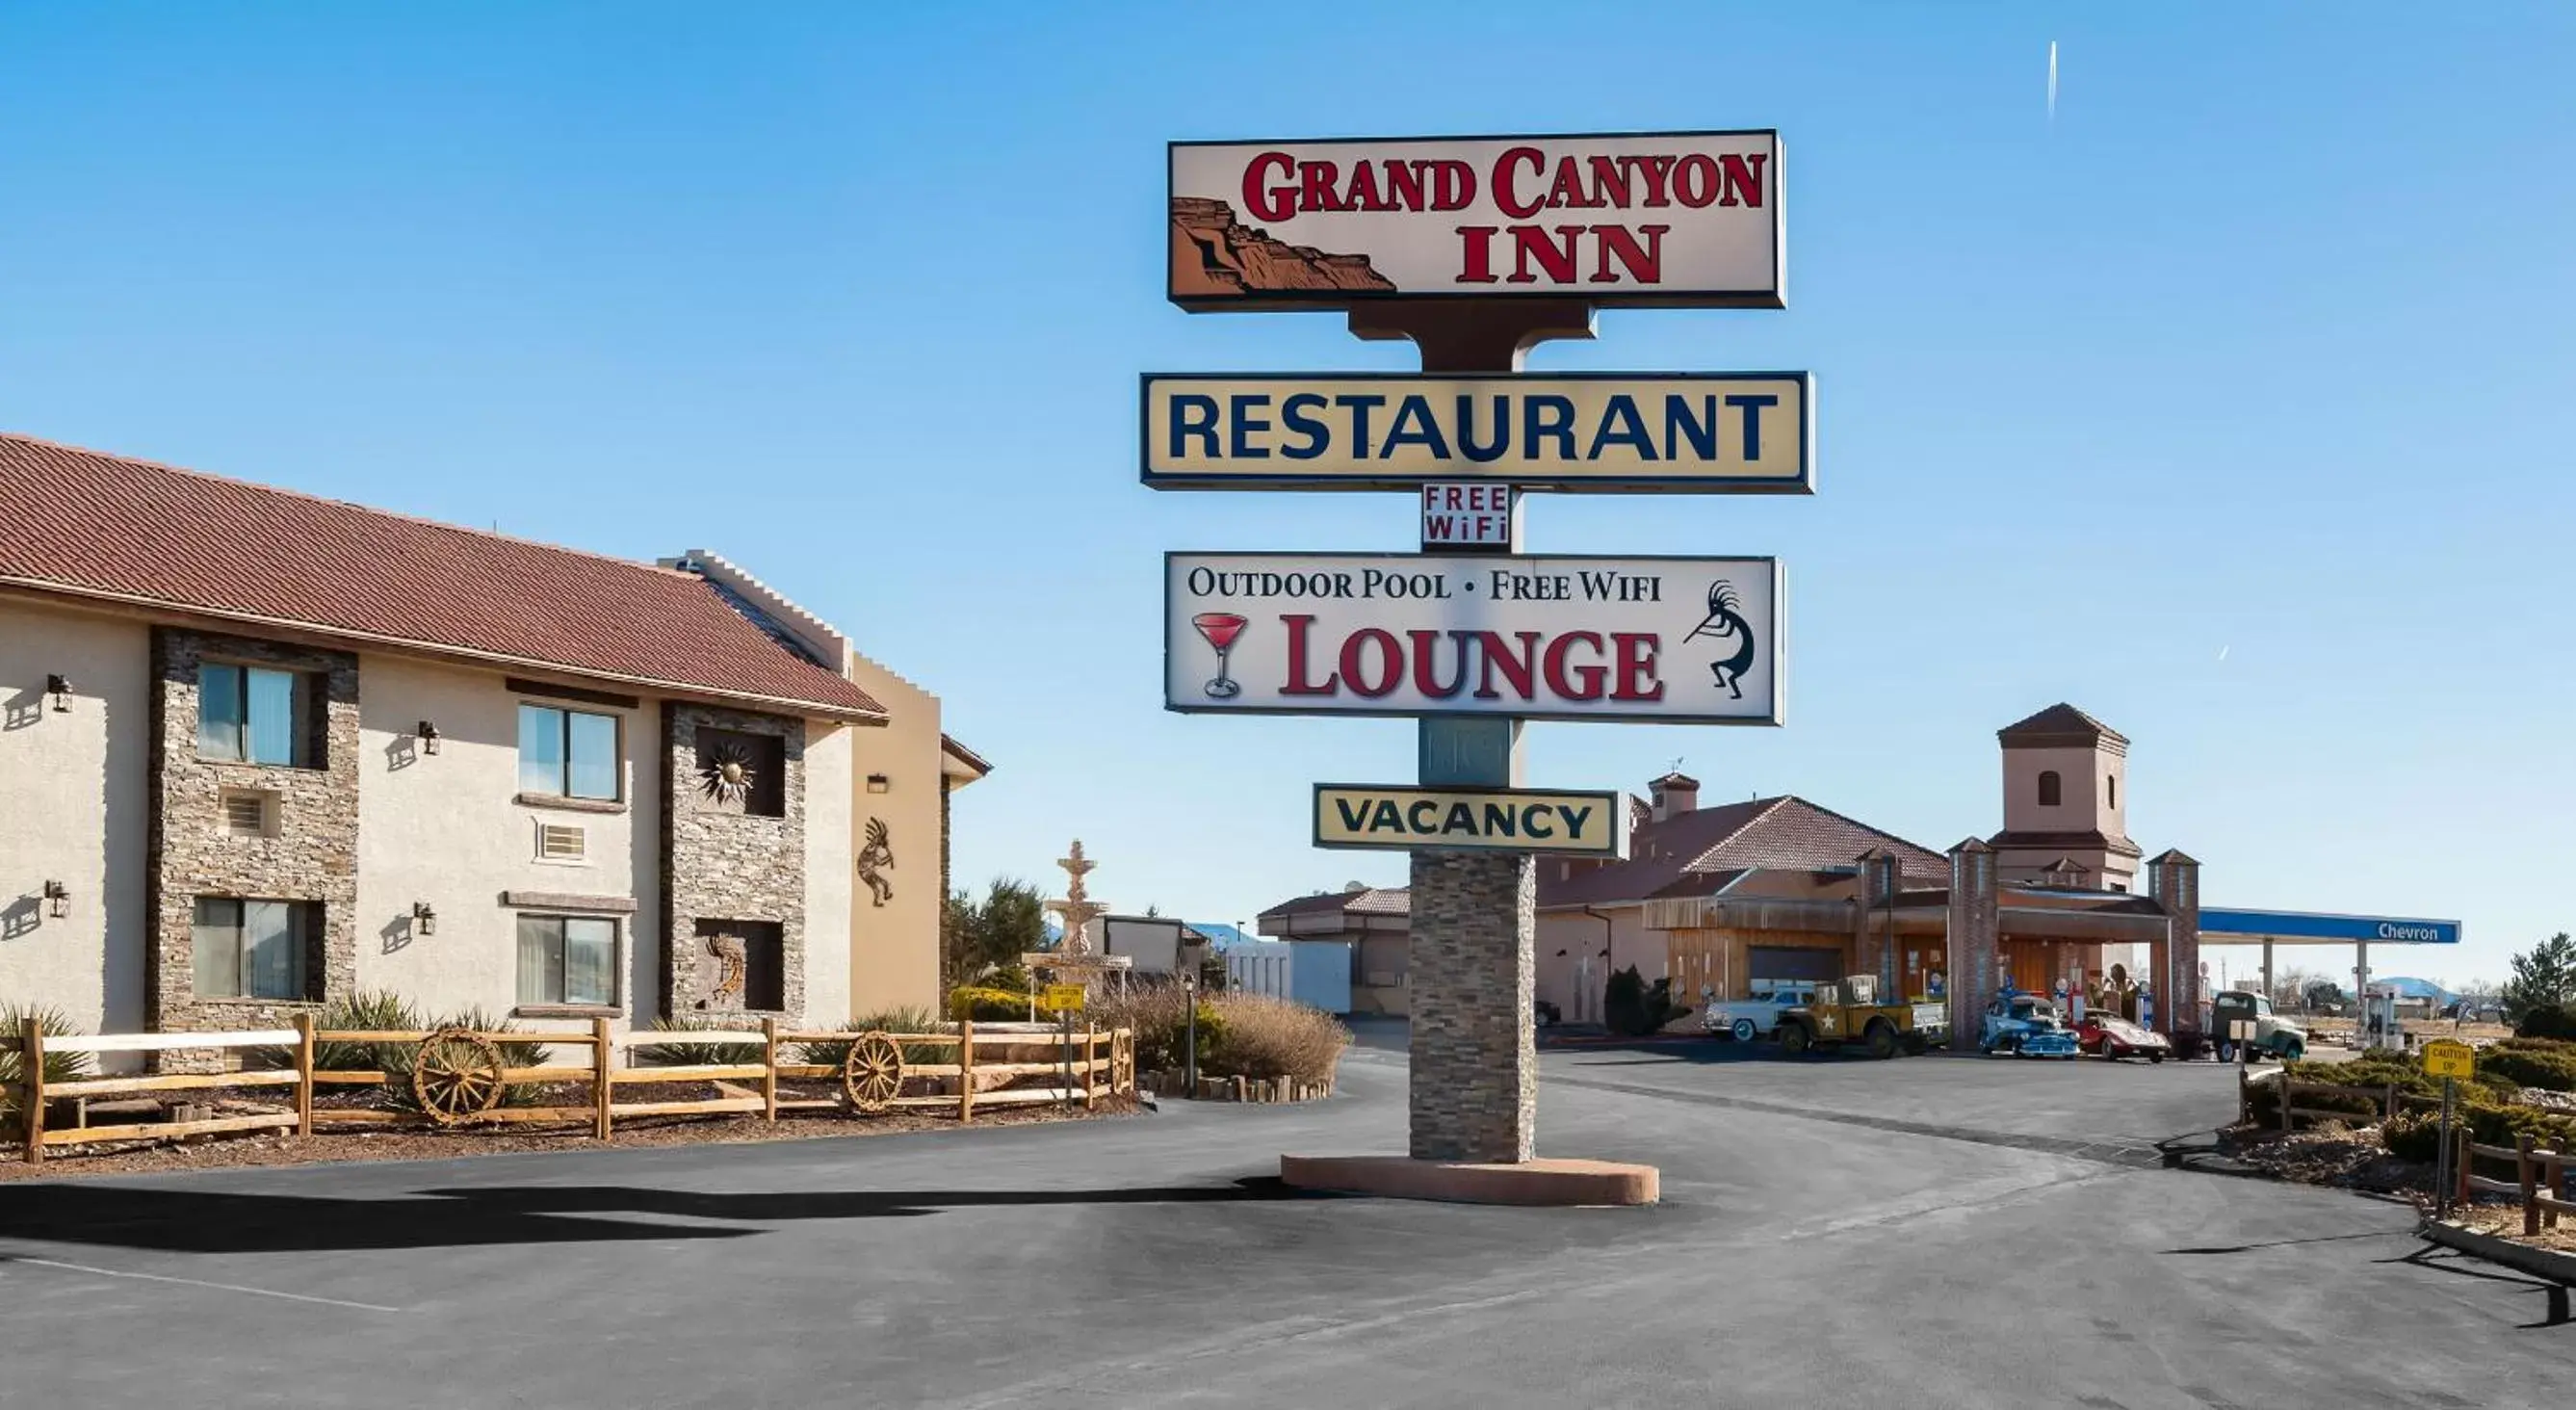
[1165,552,1782,725]
[1140,373,1811,491]
[1169,131,1782,309]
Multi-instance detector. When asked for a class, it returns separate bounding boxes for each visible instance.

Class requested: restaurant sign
[1169,131,1782,309]
[1140,373,1812,492]
[1164,552,1782,724]
[1314,784,1627,855]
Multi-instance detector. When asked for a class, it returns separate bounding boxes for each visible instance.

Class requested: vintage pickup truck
[1774,977,1949,1058]
[1701,983,1820,1042]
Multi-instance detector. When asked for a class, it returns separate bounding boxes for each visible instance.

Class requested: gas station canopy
[2199,908,2462,947]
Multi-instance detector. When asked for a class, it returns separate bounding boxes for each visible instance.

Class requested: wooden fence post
[762,1016,780,1124]
[1082,1026,1097,1111]
[957,1020,975,1124]
[20,1017,43,1166]
[2237,1066,2249,1126]
[293,1012,316,1138]
[2520,1136,2541,1238]
[592,1017,614,1141]
[2457,1135,2474,1207]
[2381,1084,2397,1123]
[2279,1081,2294,1135]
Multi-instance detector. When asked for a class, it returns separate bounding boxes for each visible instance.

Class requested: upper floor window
[199,665,313,766]
[192,897,315,1001]
[2037,770,2062,807]
[519,704,619,800]
[2106,773,2118,808]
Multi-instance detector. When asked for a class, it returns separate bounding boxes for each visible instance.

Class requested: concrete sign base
[1281,1154,1659,1207]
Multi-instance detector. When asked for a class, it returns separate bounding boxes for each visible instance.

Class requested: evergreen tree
[2503,931,2576,1020]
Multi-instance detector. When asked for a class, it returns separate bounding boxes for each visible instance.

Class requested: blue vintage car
[1980,993,2083,1058]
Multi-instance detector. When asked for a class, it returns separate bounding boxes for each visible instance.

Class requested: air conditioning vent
[538,823,587,862]
[221,791,273,838]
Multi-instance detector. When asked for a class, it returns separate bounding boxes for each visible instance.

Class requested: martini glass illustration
[1192,612,1248,699]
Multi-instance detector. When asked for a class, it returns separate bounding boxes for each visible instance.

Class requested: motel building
[1261,704,2459,1046]
[0,433,987,1064]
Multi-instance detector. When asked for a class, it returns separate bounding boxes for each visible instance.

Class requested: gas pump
[2357,983,2404,1052]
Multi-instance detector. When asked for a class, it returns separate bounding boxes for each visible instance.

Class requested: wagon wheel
[411,1028,506,1125]
[840,1031,905,1114]
[1112,1030,1134,1093]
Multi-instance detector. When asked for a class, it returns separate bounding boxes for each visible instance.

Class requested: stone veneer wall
[1407,850,1536,1162]
[146,629,360,1066]
[1944,840,1999,1053]
[662,703,805,1020]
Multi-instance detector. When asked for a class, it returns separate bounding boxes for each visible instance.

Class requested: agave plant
[642,1014,767,1067]
[0,1002,93,1114]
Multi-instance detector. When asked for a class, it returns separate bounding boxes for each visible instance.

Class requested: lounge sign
[1164,552,1782,724]
[1314,784,1626,855]
[1169,131,1783,309]
[1140,374,1812,492]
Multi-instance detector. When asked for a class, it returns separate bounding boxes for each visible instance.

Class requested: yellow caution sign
[1312,783,1626,855]
[1036,983,1087,1013]
[2422,1038,2475,1081]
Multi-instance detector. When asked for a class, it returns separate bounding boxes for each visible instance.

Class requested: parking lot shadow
[0,1178,1308,1256]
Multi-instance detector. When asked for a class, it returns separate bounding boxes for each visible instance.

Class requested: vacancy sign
[1140,373,1812,492]
[1314,784,1627,855]
[1170,131,1782,309]
[1423,484,1511,546]
[1165,552,1782,724]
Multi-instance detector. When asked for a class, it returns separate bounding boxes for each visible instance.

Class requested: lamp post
[1182,930,1210,1094]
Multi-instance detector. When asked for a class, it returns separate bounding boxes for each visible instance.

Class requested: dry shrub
[1201,991,1348,1083]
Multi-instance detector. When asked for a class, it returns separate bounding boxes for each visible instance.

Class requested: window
[191,898,314,1000]
[198,665,312,766]
[2037,770,2062,807]
[519,704,620,800]
[2107,773,2117,808]
[516,915,618,1007]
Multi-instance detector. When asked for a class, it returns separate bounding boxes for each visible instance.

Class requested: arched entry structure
[1643,845,2210,1047]
[2195,907,2463,1017]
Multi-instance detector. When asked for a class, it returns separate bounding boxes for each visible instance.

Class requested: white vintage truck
[1701,983,1820,1042]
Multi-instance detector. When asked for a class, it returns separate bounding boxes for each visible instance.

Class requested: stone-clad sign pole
[1349,299,1596,1163]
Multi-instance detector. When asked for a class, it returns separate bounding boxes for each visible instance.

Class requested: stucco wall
[353,655,658,1038]
[842,657,941,1016]
[801,720,852,1025]
[0,599,148,1035]
[1534,907,1661,1019]
[2002,744,2113,834]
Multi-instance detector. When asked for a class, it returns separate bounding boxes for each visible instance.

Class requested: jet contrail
[2047,41,2059,121]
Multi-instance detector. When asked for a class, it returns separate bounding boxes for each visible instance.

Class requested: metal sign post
[2422,1038,2476,1217]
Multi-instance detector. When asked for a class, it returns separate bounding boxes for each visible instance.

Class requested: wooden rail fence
[2239,1070,2443,1131]
[2456,1135,2572,1238]
[8,1016,1134,1165]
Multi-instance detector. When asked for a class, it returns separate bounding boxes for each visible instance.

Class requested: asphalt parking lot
[0,1041,2566,1409]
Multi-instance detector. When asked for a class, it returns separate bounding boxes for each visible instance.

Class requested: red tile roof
[1539,796,1946,909]
[0,433,882,718]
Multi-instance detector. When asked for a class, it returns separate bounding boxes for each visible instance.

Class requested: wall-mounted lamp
[45,674,72,713]
[42,880,68,919]
[411,901,437,936]
[417,720,441,755]
[866,773,890,794]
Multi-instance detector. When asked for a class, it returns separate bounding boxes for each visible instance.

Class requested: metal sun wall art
[858,817,894,906]
[699,738,758,806]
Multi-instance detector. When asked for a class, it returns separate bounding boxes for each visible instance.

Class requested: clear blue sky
[7,4,2569,987]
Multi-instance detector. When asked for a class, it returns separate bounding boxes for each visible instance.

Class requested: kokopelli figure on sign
[857,817,895,907]
[1685,579,1758,699]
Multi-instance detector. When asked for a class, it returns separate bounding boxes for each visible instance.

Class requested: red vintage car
[2075,1012,2171,1062]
